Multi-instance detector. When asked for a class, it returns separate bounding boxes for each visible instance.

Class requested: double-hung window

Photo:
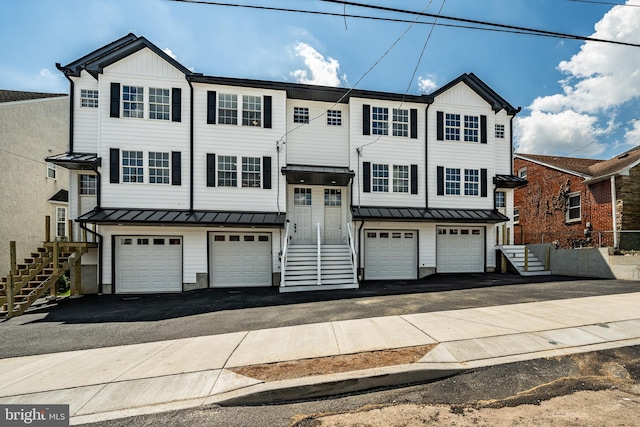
[372,164,389,192]
[242,95,261,126]
[149,152,170,184]
[445,114,460,141]
[566,192,581,222]
[327,110,342,126]
[122,150,144,183]
[80,89,98,108]
[242,157,261,188]
[464,169,479,196]
[56,207,66,239]
[495,191,506,208]
[218,93,238,125]
[218,156,237,187]
[372,107,389,135]
[464,115,479,142]
[392,108,409,137]
[293,107,309,124]
[149,88,170,120]
[122,86,144,118]
[80,174,97,195]
[445,168,461,195]
[514,207,520,224]
[47,163,56,179]
[393,165,409,193]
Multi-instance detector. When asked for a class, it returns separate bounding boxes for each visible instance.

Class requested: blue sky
[2,0,640,160]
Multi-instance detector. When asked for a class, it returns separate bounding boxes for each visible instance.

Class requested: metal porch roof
[352,206,509,223]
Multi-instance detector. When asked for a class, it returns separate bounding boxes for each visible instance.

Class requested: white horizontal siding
[349,98,427,208]
[99,225,282,286]
[286,100,349,166]
[191,83,286,211]
[494,110,513,175]
[72,72,99,153]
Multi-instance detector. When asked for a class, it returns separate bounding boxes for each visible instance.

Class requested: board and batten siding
[99,225,282,286]
[285,100,349,166]
[349,98,426,208]
[72,71,99,153]
[191,83,286,211]
[98,48,191,209]
[427,82,501,210]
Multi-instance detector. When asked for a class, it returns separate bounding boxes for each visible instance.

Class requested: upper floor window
[242,95,261,127]
[79,174,97,195]
[327,110,342,126]
[122,150,144,183]
[47,163,56,180]
[372,163,389,192]
[514,207,520,224]
[149,88,170,121]
[80,89,98,108]
[148,152,170,184]
[56,207,67,239]
[218,93,238,125]
[464,169,479,196]
[392,108,409,137]
[464,115,479,142]
[566,192,581,222]
[218,155,238,187]
[122,86,144,118]
[495,191,506,208]
[242,157,261,188]
[372,107,389,135]
[393,165,409,193]
[445,114,460,141]
[445,168,460,195]
[495,124,505,139]
[293,107,309,124]
[518,167,527,179]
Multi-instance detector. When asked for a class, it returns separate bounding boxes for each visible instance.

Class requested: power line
[168,0,640,48]
[566,0,640,7]
[563,118,638,156]
[0,147,46,165]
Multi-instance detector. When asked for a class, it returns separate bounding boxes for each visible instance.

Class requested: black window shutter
[481,168,488,197]
[264,96,272,129]
[171,151,181,186]
[410,109,418,139]
[263,156,272,189]
[109,148,120,183]
[437,166,444,195]
[480,115,487,143]
[362,104,370,135]
[436,111,444,140]
[411,164,418,194]
[171,88,182,122]
[207,91,216,124]
[206,153,216,187]
[110,83,120,118]
[363,161,371,193]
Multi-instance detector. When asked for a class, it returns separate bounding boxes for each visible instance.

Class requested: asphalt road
[0,273,638,359]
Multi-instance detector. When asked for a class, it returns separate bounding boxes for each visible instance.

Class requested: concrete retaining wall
[529,243,640,280]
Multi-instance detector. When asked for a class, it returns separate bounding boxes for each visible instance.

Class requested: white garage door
[364,230,417,280]
[116,236,182,293]
[436,227,484,273]
[209,232,272,287]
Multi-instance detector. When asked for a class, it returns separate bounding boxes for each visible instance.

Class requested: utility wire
[169,0,640,48]
[563,118,638,156]
[0,147,46,165]
[566,0,640,7]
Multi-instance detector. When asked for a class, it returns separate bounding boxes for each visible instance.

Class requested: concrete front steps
[499,245,552,276]
[280,244,359,292]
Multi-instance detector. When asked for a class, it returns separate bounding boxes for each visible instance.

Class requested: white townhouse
[48,34,523,295]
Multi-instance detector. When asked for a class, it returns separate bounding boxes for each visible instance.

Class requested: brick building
[514,146,640,249]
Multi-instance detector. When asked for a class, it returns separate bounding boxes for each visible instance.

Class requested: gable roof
[57,33,193,79]
[428,73,520,115]
[0,90,66,103]
[516,145,640,182]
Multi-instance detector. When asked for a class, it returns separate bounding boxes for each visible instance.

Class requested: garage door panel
[210,233,272,287]
[116,236,182,293]
[436,227,484,273]
[365,230,417,280]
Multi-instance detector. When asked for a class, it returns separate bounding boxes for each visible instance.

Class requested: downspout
[611,175,618,248]
[79,221,104,294]
[424,102,431,208]
[94,169,102,208]
[358,219,365,280]
[56,64,74,152]
[187,79,195,210]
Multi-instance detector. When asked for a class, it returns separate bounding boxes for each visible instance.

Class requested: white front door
[292,188,313,244]
[324,189,342,244]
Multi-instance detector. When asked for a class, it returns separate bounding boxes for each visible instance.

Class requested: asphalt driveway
[0,273,638,359]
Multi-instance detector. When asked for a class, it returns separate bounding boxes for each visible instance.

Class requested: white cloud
[0,66,66,93]
[417,75,437,94]
[290,42,341,87]
[516,0,640,157]
[162,48,177,60]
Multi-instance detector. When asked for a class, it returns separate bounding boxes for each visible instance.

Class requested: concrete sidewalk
[1,292,640,425]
